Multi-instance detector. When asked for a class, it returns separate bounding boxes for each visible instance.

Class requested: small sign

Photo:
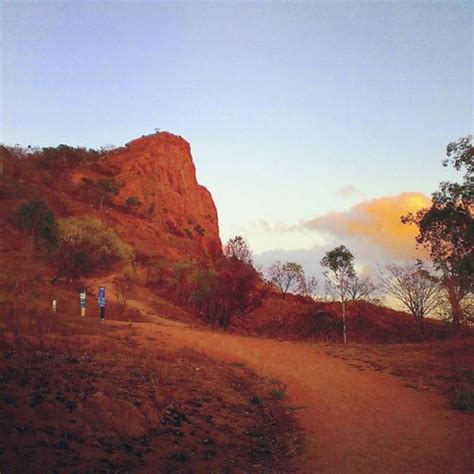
[98,286,106,307]
[80,290,86,308]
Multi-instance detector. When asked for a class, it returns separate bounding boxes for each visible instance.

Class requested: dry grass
[0,301,302,472]
[322,337,474,412]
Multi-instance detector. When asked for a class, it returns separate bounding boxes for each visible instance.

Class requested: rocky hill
[101,132,220,258]
[0,133,461,343]
[1,132,221,263]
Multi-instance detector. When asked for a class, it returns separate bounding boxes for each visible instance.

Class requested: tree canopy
[223,235,253,266]
[55,217,133,279]
[402,135,473,324]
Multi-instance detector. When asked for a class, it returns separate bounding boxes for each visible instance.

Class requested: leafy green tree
[13,199,59,254]
[267,261,304,298]
[55,217,133,280]
[402,136,473,325]
[321,245,355,344]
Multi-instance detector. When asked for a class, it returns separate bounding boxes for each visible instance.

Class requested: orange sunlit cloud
[301,193,431,259]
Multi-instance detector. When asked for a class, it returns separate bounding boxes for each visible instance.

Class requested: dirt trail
[137,322,473,474]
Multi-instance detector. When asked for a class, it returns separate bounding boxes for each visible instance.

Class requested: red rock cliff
[103,132,221,259]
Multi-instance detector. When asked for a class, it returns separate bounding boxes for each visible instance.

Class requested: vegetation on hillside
[0,136,472,341]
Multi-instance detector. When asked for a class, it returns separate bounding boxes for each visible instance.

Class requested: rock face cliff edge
[100,132,221,260]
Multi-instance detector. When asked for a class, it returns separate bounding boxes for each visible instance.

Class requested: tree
[223,235,253,265]
[402,136,473,325]
[321,245,355,344]
[55,217,133,280]
[267,261,304,298]
[347,274,377,301]
[38,144,102,171]
[379,261,442,339]
[13,199,59,254]
[11,200,59,312]
[97,179,122,212]
[188,256,263,328]
[77,177,122,211]
[297,274,319,298]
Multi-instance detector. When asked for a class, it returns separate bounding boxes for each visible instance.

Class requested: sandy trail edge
[133,321,473,474]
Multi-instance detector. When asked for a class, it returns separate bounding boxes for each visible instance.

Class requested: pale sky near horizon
[1,1,472,279]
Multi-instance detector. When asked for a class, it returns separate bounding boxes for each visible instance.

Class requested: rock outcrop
[102,132,220,259]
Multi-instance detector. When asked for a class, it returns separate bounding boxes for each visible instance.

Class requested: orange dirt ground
[0,319,301,473]
[150,320,473,473]
[1,312,473,473]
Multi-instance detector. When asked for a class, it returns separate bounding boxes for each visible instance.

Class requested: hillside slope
[1,132,220,263]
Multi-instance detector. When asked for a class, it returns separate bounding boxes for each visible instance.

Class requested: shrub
[270,389,286,401]
[77,177,122,210]
[55,217,133,280]
[37,144,102,171]
[188,256,264,328]
[194,224,205,236]
[13,199,59,253]
[125,196,142,208]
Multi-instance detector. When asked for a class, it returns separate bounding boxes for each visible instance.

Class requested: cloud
[334,184,360,199]
[257,219,299,233]
[301,192,430,259]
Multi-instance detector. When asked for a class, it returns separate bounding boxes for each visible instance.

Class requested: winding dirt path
[139,322,473,473]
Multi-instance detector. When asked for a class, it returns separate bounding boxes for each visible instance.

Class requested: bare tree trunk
[445,280,464,327]
[415,315,424,341]
[342,298,347,344]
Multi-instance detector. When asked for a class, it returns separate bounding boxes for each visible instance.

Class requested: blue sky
[1,0,472,276]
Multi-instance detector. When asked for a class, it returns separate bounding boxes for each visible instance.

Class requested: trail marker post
[52,299,57,314]
[98,286,106,321]
[80,290,86,317]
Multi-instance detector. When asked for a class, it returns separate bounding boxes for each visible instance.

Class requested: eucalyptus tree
[402,136,473,325]
[321,245,355,344]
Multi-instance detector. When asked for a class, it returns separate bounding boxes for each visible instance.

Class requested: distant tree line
[0,143,107,173]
